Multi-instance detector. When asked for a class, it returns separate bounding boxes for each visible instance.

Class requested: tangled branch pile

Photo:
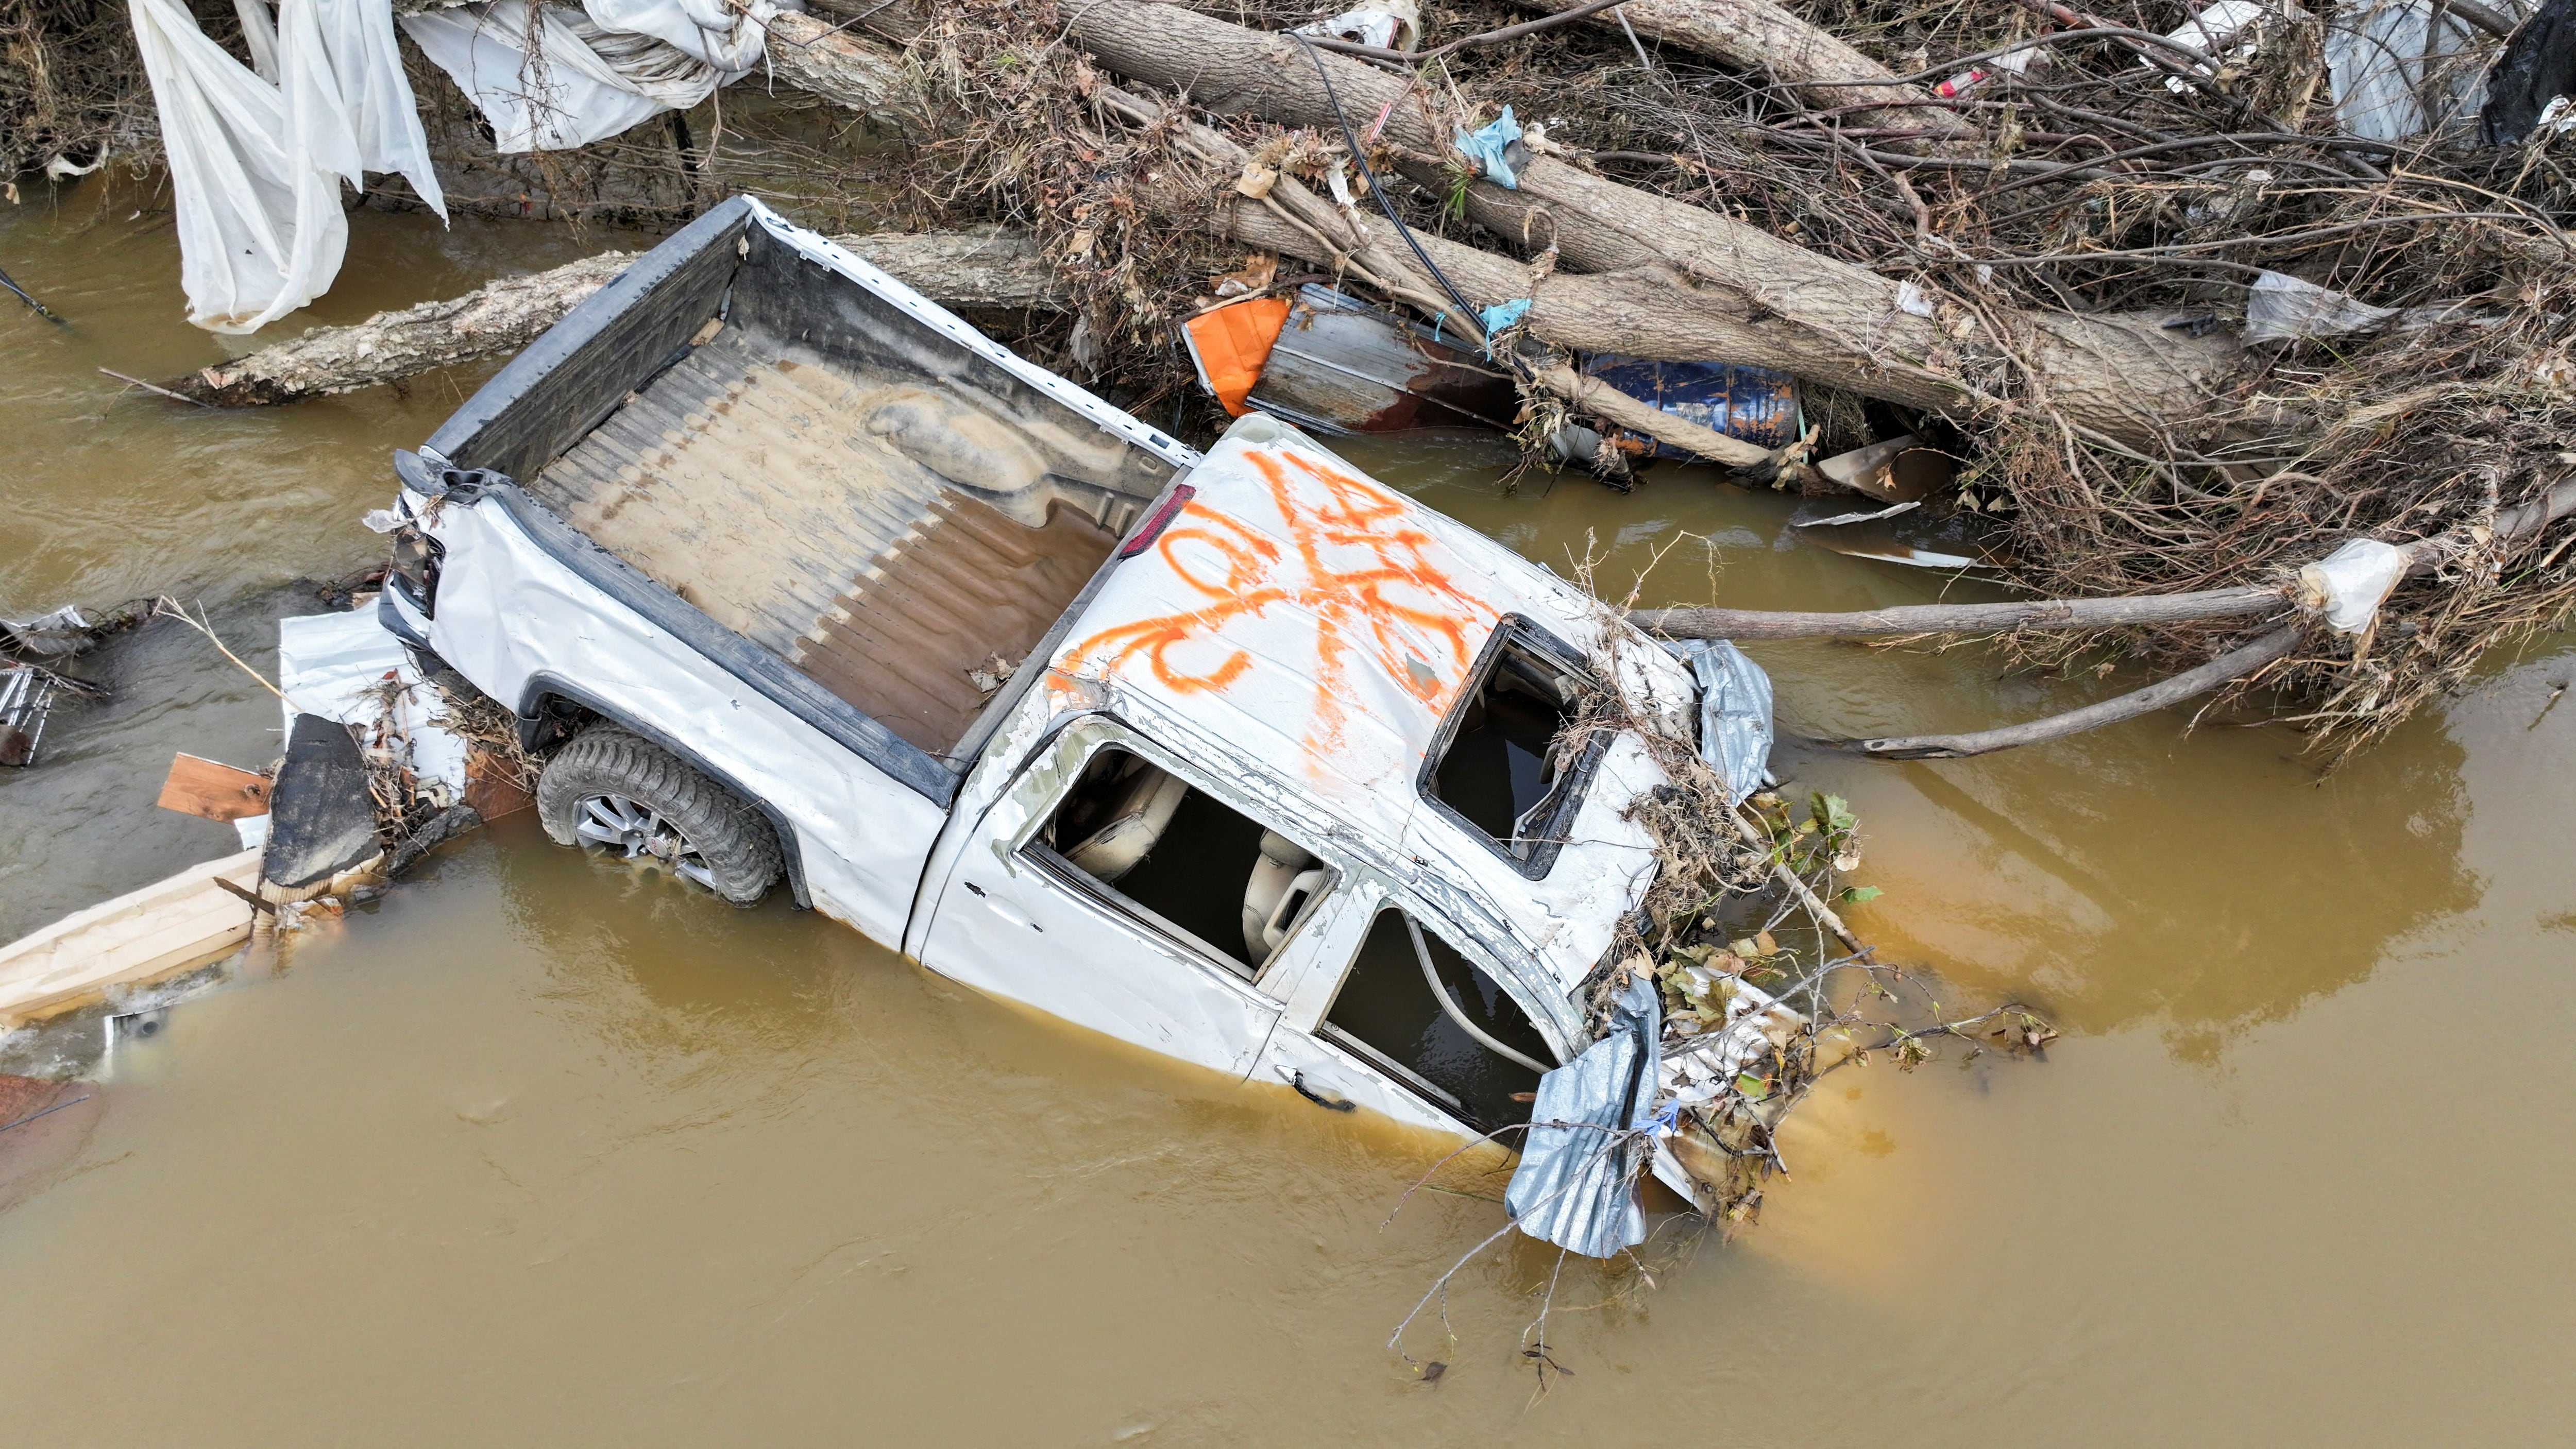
[2,0,155,182]
[788,0,2576,761]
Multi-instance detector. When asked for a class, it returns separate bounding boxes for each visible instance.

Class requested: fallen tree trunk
[762,13,1820,471]
[1064,1,2241,448]
[170,229,1063,406]
[1792,477,2576,757]
[1635,585,2291,638]
[1507,0,1975,145]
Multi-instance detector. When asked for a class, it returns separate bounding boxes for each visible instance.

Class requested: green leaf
[1839,885,1883,904]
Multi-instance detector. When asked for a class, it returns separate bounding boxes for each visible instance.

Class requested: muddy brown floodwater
[6,185,2575,1445]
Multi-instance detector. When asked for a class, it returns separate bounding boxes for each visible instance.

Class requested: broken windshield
[1420,616,1601,879]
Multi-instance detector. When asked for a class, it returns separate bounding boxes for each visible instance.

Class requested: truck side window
[1320,909,1550,1132]
[1033,747,1331,980]
[1421,618,1599,879]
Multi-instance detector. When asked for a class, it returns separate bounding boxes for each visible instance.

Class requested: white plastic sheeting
[401,0,792,153]
[2297,538,2412,634]
[2327,0,2527,141]
[2242,268,2487,342]
[130,0,444,333]
[276,608,471,798]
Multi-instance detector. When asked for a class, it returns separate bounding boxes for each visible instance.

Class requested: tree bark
[758,9,926,131]
[1840,625,2302,758]
[1634,584,2291,638]
[1063,1,2241,448]
[1510,0,1974,145]
[171,228,1063,406]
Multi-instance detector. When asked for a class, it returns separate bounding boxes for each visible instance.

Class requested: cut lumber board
[157,753,272,822]
[0,849,262,1028]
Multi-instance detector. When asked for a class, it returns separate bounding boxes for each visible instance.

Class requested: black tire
[536,726,783,906]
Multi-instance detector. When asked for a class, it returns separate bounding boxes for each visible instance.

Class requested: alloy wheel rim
[573,793,718,893]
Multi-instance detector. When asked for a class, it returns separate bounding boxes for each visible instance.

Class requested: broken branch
[1836,625,2303,759]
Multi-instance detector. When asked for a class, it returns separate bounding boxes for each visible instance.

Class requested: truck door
[1255,893,1566,1139]
[919,719,1352,1082]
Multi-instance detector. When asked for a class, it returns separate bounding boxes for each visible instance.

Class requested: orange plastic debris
[1182,295,1291,417]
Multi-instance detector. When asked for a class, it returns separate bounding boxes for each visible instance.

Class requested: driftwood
[170,229,1063,406]
[1505,0,1975,145]
[1062,1,2241,450]
[1784,478,2576,758]
[1841,626,2303,759]
[759,12,1804,471]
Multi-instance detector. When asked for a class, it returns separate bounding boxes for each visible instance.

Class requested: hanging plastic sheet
[1504,970,1660,1259]
[1662,638,1774,804]
[402,0,793,154]
[130,0,443,333]
[2326,0,2513,141]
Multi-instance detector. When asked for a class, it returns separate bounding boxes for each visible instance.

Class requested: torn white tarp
[130,0,444,333]
[401,0,792,153]
[2297,537,2411,634]
[1505,971,1659,1259]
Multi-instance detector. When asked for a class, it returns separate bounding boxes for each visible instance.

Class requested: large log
[755,13,1851,469]
[171,229,1064,406]
[1507,0,1974,144]
[1063,1,2241,448]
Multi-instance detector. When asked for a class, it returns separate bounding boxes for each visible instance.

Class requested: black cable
[1286,32,1498,351]
[0,263,64,325]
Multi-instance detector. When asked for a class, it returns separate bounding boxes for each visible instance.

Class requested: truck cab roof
[1029,413,1697,997]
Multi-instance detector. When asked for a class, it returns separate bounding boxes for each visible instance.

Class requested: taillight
[1116,483,1197,559]
[388,525,444,618]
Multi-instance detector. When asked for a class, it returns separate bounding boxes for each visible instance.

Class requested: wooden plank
[156,753,272,822]
[0,849,262,1028]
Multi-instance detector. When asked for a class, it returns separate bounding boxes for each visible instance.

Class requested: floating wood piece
[0,848,262,1029]
[157,752,273,822]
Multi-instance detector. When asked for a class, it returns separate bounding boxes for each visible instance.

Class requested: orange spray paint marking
[1057,447,1500,764]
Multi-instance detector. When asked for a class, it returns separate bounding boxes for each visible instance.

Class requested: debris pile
[1513,625,2053,1242]
[795,0,2576,764]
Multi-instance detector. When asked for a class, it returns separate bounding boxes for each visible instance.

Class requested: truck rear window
[1421,617,1600,879]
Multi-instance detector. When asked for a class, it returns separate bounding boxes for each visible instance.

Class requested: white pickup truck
[379,196,1729,1149]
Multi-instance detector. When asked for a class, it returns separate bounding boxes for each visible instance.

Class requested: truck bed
[527,324,1126,757]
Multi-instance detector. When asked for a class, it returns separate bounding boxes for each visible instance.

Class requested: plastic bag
[1451,106,1526,189]
[2298,537,2410,634]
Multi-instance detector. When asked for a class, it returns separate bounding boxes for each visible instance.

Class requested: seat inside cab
[1037,747,1330,977]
